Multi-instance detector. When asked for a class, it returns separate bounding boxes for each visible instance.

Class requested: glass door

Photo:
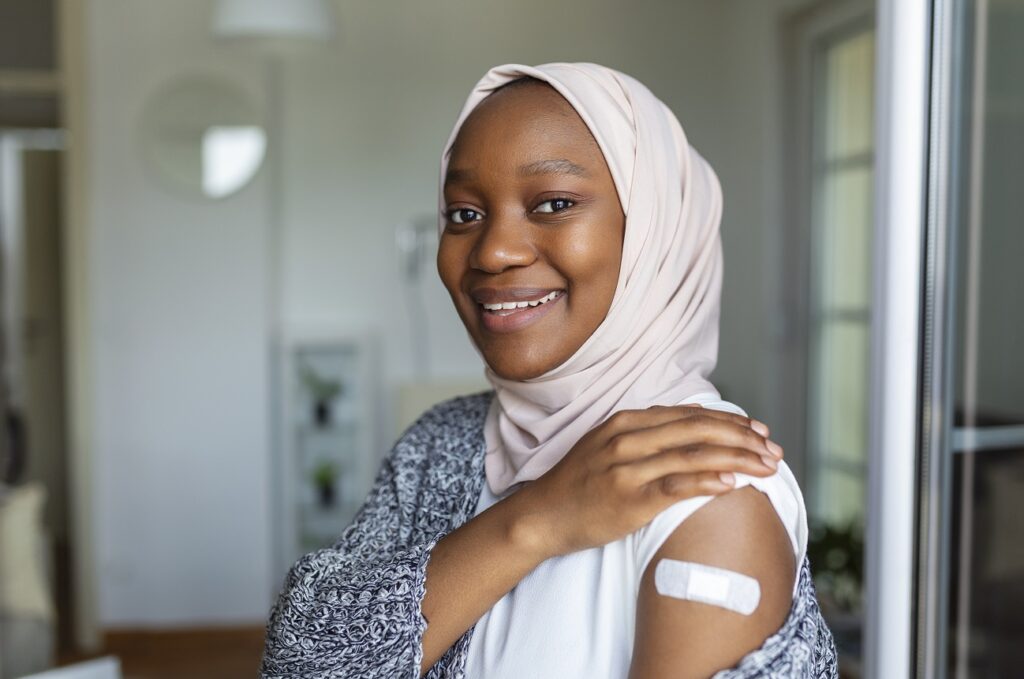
[869,0,1024,677]
[872,0,1024,675]
[847,0,1024,675]
[931,0,1024,676]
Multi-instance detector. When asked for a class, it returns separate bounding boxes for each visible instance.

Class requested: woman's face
[438,82,625,381]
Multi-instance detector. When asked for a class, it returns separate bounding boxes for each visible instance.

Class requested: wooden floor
[60,627,266,679]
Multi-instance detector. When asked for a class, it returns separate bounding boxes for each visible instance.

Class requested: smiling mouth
[472,289,566,333]
[479,290,563,315]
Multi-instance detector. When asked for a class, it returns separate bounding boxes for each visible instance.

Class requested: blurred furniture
[275,331,378,573]
[17,657,120,679]
[0,483,55,679]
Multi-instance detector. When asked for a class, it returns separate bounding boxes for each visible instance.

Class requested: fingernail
[751,419,769,436]
[766,440,784,458]
[718,472,735,486]
[761,455,778,470]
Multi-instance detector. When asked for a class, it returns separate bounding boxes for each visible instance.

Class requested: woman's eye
[448,208,483,224]
[534,198,575,214]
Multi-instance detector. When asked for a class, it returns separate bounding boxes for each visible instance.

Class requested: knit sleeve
[259,396,486,679]
[712,557,839,679]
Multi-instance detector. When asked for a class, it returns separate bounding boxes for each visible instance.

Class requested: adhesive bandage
[653,559,761,615]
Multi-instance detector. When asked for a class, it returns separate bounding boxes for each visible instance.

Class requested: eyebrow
[518,158,590,178]
[445,158,590,185]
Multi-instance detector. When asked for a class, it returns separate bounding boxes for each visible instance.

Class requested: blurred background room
[0,0,1021,677]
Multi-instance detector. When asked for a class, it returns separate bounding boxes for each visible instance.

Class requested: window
[790,5,875,675]
[808,25,875,529]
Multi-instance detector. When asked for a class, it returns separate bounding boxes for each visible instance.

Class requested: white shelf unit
[275,330,378,574]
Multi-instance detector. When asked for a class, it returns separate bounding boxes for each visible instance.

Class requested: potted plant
[808,519,864,613]
[808,519,865,658]
[299,361,344,427]
[312,460,339,508]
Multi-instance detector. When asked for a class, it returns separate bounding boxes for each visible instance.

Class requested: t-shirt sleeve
[631,395,809,597]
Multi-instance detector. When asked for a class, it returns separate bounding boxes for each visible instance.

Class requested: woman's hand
[512,405,783,559]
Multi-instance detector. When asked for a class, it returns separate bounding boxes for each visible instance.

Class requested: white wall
[85,1,273,625]
[80,0,809,626]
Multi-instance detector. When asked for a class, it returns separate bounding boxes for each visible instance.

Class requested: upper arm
[628,487,797,679]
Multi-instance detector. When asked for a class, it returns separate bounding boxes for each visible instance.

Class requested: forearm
[419,485,552,676]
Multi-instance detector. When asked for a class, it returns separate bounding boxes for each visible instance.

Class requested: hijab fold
[438,63,725,496]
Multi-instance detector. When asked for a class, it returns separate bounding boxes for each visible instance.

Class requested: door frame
[58,0,102,651]
[864,0,931,677]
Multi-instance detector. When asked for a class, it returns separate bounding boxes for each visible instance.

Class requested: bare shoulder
[629,486,796,679]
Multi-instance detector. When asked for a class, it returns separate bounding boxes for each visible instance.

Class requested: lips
[469,287,566,333]
[471,287,563,305]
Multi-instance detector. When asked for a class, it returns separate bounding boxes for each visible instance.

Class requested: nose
[469,210,537,273]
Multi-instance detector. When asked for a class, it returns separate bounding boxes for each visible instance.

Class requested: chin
[468,312,574,382]
[488,363,545,381]
[482,345,561,382]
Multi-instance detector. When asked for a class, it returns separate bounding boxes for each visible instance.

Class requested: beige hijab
[438,62,725,496]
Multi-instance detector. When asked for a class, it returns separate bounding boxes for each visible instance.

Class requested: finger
[599,403,706,439]
[646,470,736,500]
[599,403,770,451]
[604,413,780,463]
[669,406,772,439]
[623,444,778,485]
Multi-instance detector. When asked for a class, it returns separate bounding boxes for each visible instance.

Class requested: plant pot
[317,482,335,508]
[314,400,331,427]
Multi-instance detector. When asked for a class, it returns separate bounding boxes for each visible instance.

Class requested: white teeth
[482,290,560,311]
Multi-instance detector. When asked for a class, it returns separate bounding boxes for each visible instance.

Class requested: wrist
[501,483,563,562]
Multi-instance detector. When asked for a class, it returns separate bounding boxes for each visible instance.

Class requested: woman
[261,62,837,679]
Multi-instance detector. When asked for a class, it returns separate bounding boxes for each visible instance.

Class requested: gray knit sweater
[261,391,839,678]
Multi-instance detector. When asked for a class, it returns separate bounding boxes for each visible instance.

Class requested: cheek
[436,237,466,295]
[560,216,623,303]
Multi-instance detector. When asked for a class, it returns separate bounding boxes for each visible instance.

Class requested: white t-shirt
[462,393,808,679]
